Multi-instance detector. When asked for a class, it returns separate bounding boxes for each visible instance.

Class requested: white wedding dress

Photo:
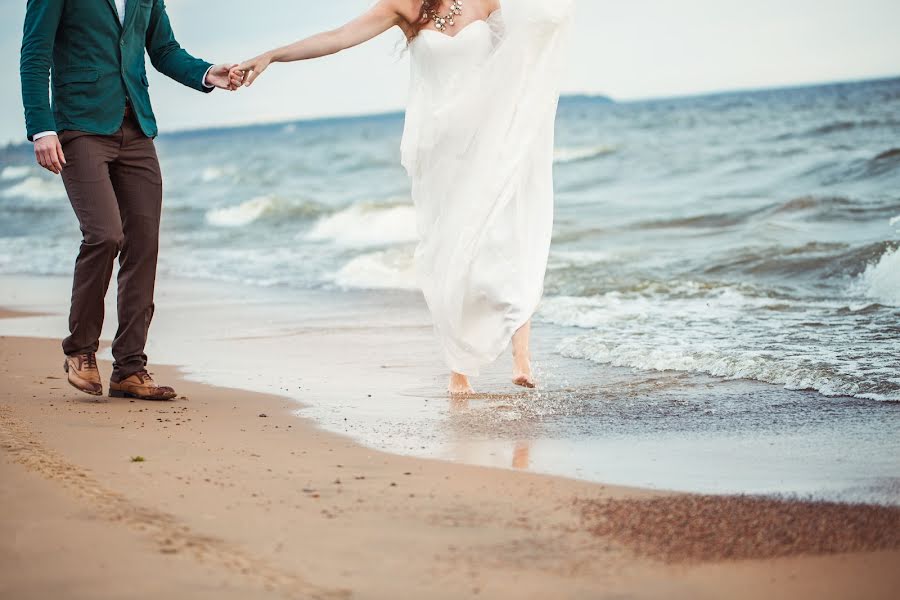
[401,0,573,376]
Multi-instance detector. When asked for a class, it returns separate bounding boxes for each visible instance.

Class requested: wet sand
[0,308,45,320]
[2,274,897,504]
[2,334,899,599]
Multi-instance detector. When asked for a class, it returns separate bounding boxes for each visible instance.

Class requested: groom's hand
[34,135,66,175]
[205,63,245,91]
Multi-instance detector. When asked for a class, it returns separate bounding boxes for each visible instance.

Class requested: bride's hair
[407,1,434,40]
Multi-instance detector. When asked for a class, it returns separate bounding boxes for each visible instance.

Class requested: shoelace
[81,353,98,369]
[133,370,152,383]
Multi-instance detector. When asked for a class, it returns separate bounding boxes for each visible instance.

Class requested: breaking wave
[306,201,418,248]
[1,176,67,201]
[553,144,616,164]
[205,196,327,227]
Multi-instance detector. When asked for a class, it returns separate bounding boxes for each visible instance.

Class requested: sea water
[2,77,898,501]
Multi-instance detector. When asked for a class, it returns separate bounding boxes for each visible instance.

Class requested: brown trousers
[59,113,163,382]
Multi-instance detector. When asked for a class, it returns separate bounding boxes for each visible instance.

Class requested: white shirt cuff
[33,131,58,141]
[203,66,215,89]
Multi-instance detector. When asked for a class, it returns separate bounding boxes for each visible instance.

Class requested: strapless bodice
[409,21,495,96]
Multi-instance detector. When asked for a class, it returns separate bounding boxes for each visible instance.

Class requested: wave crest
[556,335,895,400]
[873,147,900,162]
[200,165,237,183]
[1,166,31,181]
[553,144,616,164]
[1,176,67,201]
[205,196,325,227]
[331,248,417,290]
[541,279,899,402]
[857,244,900,307]
[307,201,418,248]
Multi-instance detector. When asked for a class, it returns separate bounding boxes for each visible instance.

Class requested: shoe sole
[108,389,176,401]
[63,359,103,396]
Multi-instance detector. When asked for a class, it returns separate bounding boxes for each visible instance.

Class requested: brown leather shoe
[109,370,177,401]
[64,353,102,396]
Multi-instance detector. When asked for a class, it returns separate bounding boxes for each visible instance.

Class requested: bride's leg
[449,372,474,395]
[512,320,536,388]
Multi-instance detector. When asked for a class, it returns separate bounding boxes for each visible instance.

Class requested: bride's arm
[238,1,406,87]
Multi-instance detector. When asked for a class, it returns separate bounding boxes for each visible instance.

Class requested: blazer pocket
[57,69,100,86]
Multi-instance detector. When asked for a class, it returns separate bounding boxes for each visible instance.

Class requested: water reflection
[512,441,531,470]
[448,394,534,470]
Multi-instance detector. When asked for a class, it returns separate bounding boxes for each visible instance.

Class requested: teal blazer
[20,0,213,141]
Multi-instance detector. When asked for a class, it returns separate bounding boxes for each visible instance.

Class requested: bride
[238,0,573,394]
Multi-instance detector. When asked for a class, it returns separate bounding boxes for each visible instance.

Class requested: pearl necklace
[424,0,464,32]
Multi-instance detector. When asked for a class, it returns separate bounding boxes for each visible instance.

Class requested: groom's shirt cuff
[202,66,215,90]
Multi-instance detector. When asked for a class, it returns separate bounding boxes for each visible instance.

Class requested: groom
[20,0,242,400]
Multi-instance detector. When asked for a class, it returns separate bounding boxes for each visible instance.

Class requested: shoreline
[2,333,900,598]
[1,273,898,505]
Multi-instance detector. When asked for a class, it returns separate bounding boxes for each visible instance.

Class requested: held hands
[207,55,274,90]
[34,135,66,175]
[205,63,246,90]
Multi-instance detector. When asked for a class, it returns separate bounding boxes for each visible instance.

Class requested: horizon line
[3,72,898,148]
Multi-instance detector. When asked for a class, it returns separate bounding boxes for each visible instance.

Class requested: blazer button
[120,39,125,46]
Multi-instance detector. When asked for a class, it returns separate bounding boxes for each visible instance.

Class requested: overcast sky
[2,0,900,143]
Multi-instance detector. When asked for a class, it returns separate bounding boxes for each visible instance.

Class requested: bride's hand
[238,53,274,87]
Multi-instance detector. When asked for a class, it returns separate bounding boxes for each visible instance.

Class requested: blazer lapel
[122,0,141,32]
[104,0,123,29]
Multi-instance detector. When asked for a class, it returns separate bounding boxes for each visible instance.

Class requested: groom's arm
[21,0,67,173]
[20,0,64,141]
[145,0,215,93]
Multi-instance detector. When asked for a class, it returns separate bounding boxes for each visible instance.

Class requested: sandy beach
[2,321,899,598]
[3,1,899,593]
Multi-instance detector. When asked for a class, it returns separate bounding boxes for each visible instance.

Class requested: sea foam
[852,215,900,307]
[1,176,67,201]
[555,334,884,399]
[205,196,324,227]
[857,245,900,307]
[306,201,418,248]
[201,165,234,183]
[541,279,899,402]
[553,144,616,164]
[1,166,31,181]
[548,249,614,269]
[331,247,418,291]
[539,282,774,328]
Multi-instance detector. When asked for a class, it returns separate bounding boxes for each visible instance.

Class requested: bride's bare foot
[512,351,536,389]
[448,372,474,395]
[511,320,537,389]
